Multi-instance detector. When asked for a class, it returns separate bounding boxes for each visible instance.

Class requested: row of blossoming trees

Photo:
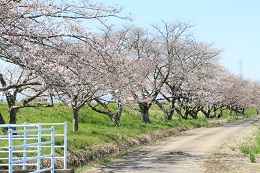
[1,0,260,132]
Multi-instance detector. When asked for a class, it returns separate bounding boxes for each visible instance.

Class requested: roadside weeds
[204,118,260,173]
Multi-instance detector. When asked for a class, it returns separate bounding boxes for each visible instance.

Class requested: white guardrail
[0,122,68,172]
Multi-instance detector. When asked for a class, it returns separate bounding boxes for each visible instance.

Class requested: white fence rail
[0,122,68,172]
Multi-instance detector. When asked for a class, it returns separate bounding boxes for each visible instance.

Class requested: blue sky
[107,0,260,81]
[1,1,259,81]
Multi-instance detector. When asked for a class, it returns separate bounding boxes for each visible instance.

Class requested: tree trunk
[201,106,211,118]
[72,108,79,132]
[105,109,122,126]
[7,108,18,134]
[189,111,196,119]
[176,107,184,119]
[165,109,174,120]
[87,98,123,126]
[212,105,217,118]
[9,108,18,124]
[0,113,8,134]
[234,107,238,116]
[201,109,210,118]
[141,109,150,123]
[183,106,189,119]
[155,100,174,120]
[114,99,123,125]
[139,102,150,123]
[166,99,175,120]
[218,107,223,118]
[241,108,245,115]
[192,109,200,119]
[228,105,232,117]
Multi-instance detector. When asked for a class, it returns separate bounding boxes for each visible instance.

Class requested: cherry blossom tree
[121,26,168,123]
[85,27,132,126]
[232,78,253,115]
[150,21,193,120]
[174,42,221,119]
[197,65,228,118]
[249,81,260,114]
[150,21,222,120]
[0,0,128,65]
[0,63,53,133]
[0,0,129,131]
[24,40,109,131]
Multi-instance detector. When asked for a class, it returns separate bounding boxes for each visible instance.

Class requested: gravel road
[82,117,259,173]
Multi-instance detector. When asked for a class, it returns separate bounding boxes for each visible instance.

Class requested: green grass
[0,103,206,146]
[0,102,256,169]
[240,128,260,162]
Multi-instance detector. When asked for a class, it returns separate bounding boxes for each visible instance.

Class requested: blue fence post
[51,126,55,173]
[8,128,13,173]
[64,121,68,169]
[23,122,27,171]
[37,124,42,171]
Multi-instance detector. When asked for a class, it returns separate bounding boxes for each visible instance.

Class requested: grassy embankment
[0,101,256,170]
[240,127,260,162]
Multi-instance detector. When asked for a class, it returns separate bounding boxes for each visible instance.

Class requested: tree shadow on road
[100,149,204,173]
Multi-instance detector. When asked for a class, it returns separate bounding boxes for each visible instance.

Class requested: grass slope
[0,102,256,170]
[240,127,260,162]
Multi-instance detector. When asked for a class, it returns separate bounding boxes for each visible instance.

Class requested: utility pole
[239,59,243,79]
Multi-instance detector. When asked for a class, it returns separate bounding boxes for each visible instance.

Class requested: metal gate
[0,122,68,172]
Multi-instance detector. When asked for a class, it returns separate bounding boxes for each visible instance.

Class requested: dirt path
[82,117,259,173]
[205,117,260,173]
